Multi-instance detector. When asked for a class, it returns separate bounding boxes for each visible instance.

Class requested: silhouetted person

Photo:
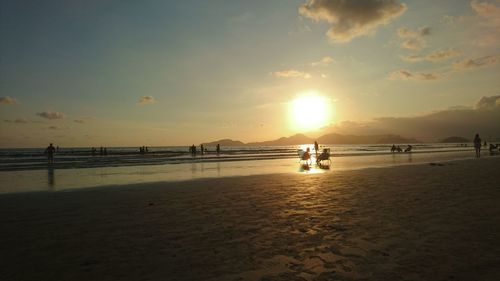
[91,147,96,156]
[45,143,56,164]
[145,146,148,153]
[404,145,412,152]
[314,141,319,157]
[191,144,196,156]
[316,148,329,164]
[216,144,220,155]
[100,147,104,156]
[200,144,204,155]
[303,147,311,161]
[474,134,481,158]
[391,144,396,152]
[396,145,402,152]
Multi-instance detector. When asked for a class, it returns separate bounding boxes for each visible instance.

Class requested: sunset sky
[1,0,499,147]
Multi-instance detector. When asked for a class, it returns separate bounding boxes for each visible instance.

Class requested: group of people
[391,144,412,153]
[91,147,108,156]
[139,146,149,154]
[474,134,500,157]
[300,141,331,165]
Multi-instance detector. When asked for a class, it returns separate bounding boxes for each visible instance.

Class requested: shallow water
[0,149,487,194]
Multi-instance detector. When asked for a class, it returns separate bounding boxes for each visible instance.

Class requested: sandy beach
[1,157,499,281]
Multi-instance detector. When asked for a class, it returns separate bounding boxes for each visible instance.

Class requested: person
[396,145,402,152]
[91,147,96,156]
[316,148,330,164]
[45,143,56,163]
[314,141,319,158]
[391,144,396,152]
[200,144,204,155]
[473,134,481,158]
[404,145,412,152]
[303,147,311,160]
[216,144,220,155]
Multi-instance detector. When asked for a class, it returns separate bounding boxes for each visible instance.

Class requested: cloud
[323,95,500,141]
[397,26,430,50]
[475,95,500,109]
[48,126,58,130]
[453,55,500,70]
[0,96,18,104]
[471,1,500,46]
[299,0,407,43]
[74,119,85,124]
[401,48,461,62]
[389,69,438,81]
[272,69,312,79]
[4,118,28,124]
[311,56,334,66]
[138,96,157,105]
[36,111,65,120]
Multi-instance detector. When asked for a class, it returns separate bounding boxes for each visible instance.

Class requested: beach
[1,156,499,281]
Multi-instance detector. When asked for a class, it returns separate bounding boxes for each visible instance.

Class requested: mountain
[203,133,420,147]
[246,134,313,146]
[317,133,419,144]
[440,136,469,143]
[202,139,245,146]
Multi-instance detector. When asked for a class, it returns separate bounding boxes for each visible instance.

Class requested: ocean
[0,143,484,194]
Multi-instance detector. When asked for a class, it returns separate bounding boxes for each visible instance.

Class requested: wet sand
[1,157,499,281]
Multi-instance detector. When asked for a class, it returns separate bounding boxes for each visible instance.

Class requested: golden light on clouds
[289,91,333,132]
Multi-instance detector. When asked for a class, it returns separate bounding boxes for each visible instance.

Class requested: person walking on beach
[474,134,482,158]
[216,144,220,155]
[45,143,56,164]
[200,144,204,155]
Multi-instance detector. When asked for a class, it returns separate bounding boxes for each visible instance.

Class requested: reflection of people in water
[45,143,56,164]
[47,166,55,189]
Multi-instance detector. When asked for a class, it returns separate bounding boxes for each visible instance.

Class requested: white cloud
[138,96,157,105]
[299,0,407,43]
[272,69,312,79]
[36,111,65,120]
[0,96,18,104]
[311,56,334,66]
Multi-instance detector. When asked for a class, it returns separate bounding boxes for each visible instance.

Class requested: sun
[289,92,332,131]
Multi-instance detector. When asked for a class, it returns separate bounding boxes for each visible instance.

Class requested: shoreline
[1,157,499,280]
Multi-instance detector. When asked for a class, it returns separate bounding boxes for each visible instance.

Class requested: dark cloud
[397,26,430,50]
[138,96,157,105]
[389,69,438,81]
[323,95,500,141]
[475,95,500,109]
[4,118,28,124]
[36,111,65,120]
[453,55,500,70]
[0,96,18,104]
[299,0,407,42]
[402,48,461,62]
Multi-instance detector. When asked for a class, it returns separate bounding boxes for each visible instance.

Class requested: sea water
[0,144,481,194]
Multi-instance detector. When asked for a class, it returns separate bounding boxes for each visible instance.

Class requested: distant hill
[203,133,420,146]
[247,134,313,146]
[202,139,245,146]
[317,133,418,144]
[440,136,469,143]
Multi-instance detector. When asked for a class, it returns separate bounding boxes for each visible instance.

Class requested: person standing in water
[45,143,56,164]
[314,141,319,158]
[474,134,482,158]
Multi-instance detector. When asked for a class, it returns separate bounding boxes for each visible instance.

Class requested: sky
[0,0,499,147]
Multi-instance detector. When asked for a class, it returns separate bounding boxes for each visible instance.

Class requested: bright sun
[289,92,332,131]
